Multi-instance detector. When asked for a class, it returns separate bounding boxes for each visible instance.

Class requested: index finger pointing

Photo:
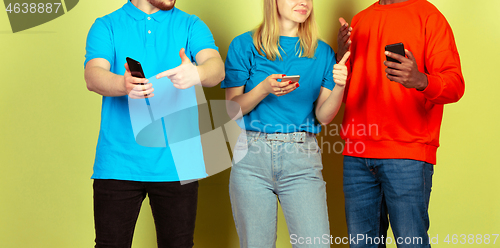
[156,68,178,79]
[339,51,351,65]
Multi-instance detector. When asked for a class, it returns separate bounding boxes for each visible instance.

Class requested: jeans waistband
[244,130,315,143]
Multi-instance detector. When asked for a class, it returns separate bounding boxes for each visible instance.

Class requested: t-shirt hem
[91,173,208,182]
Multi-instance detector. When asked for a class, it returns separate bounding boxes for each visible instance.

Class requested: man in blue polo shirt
[84,0,224,247]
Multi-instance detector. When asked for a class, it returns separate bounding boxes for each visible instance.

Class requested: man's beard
[147,0,176,11]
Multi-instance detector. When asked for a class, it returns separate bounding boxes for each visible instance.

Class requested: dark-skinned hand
[384,49,428,91]
[336,17,352,63]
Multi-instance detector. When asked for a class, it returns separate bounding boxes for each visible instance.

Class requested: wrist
[195,65,205,84]
[416,73,428,91]
[333,83,346,92]
[256,82,271,96]
[120,75,128,96]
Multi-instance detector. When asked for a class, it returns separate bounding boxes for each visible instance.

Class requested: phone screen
[385,43,405,63]
[126,57,146,79]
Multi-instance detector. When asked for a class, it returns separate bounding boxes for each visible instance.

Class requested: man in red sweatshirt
[336,0,464,247]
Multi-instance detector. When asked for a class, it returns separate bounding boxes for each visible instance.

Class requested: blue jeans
[343,156,434,248]
[230,131,330,248]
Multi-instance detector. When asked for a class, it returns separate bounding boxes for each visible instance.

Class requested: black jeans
[93,179,198,248]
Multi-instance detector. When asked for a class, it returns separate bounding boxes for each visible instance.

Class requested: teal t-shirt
[221,32,336,134]
[84,2,218,181]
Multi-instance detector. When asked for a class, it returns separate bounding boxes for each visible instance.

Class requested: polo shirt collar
[123,1,173,22]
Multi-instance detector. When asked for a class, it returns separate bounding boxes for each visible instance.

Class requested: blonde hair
[253,0,319,61]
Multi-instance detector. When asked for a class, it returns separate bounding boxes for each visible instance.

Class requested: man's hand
[260,74,299,97]
[384,49,428,91]
[124,63,154,99]
[337,17,352,63]
[333,51,350,87]
[156,48,201,89]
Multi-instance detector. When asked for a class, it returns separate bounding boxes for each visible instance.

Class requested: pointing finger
[156,67,179,79]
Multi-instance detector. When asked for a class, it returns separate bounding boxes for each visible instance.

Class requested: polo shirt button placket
[146,16,154,47]
[147,16,152,35]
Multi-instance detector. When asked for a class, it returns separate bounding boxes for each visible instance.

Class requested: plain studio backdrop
[0,0,498,247]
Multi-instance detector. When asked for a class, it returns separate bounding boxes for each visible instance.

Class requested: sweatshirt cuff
[421,74,443,100]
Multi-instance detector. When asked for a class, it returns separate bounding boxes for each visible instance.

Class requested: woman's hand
[333,52,350,87]
[260,74,299,97]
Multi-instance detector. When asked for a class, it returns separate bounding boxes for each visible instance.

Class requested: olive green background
[0,0,498,247]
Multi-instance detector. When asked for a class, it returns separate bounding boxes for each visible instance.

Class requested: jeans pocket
[233,134,256,151]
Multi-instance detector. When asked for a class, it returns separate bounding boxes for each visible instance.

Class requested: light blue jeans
[230,131,330,248]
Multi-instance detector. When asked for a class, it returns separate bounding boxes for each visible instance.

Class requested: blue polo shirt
[221,32,336,134]
[84,2,218,181]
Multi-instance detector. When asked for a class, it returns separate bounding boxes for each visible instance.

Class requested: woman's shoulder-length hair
[252,0,319,61]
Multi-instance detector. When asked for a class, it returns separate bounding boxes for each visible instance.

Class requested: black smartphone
[126,57,146,80]
[385,43,405,63]
[126,57,152,106]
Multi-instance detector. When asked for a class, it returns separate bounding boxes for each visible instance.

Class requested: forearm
[229,83,269,116]
[316,86,345,125]
[197,57,225,87]
[420,13,465,105]
[421,70,465,104]
[85,66,126,97]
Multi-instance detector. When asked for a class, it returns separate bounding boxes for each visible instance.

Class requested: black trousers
[93,179,198,248]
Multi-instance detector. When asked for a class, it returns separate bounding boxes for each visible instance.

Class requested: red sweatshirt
[342,0,465,165]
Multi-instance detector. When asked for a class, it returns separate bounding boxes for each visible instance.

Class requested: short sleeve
[188,16,218,61]
[221,34,253,88]
[320,42,336,91]
[84,18,114,68]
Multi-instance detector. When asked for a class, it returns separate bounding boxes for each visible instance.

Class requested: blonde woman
[222,0,349,247]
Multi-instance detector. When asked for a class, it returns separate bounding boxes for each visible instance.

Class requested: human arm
[225,74,298,116]
[84,58,154,99]
[83,18,153,99]
[156,48,225,89]
[384,13,464,104]
[196,48,225,87]
[315,52,350,125]
[223,33,298,117]
[155,15,224,89]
